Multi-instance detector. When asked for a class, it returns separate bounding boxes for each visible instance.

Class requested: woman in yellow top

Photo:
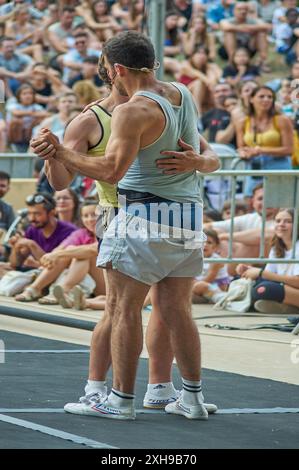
[235,86,294,196]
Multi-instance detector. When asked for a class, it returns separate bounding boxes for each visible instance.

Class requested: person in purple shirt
[9,192,76,270]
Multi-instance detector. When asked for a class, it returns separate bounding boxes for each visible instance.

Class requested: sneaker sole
[64,404,135,420]
[143,401,217,414]
[165,406,208,420]
[255,300,299,315]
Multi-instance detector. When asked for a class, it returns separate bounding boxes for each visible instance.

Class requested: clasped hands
[30,128,62,161]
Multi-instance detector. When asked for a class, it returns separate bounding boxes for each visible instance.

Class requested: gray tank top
[118,82,202,205]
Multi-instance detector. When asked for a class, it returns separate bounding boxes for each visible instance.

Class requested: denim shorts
[97,208,204,285]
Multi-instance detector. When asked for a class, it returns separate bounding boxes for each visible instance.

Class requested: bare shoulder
[276,113,292,128]
[112,99,155,122]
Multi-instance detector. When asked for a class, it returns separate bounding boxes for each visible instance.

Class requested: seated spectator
[172,0,193,30]
[33,91,78,143]
[28,0,49,21]
[235,85,294,197]
[76,0,121,42]
[275,7,299,65]
[62,31,101,83]
[0,171,15,260]
[205,184,277,273]
[9,192,76,271]
[192,229,231,304]
[47,6,77,55]
[238,208,299,314]
[67,56,104,89]
[111,0,130,30]
[6,83,49,152]
[231,79,259,123]
[250,0,279,24]
[5,5,43,62]
[178,46,222,114]
[54,188,80,226]
[221,199,248,220]
[0,36,34,95]
[277,79,295,118]
[201,81,233,141]
[220,1,272,70]
[182,15,216,60]
[272,0,298,41]
[206,0,235,32]
[29,63,70,108]
[15,200,105,303]
[215,93,239,145]
[164,10,185,57]
[222,47,260,87]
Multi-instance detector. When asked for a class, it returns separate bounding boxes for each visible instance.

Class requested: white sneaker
[165,396,208,420]
[143,387,217,414]
[64,390,108,416]
[82,396,136,420]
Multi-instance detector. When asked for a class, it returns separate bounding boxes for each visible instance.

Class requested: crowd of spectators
[0,0,298,315]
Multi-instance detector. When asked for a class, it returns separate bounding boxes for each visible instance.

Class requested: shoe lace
[79,391,106,405]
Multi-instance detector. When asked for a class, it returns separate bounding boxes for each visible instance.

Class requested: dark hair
[74,32,88,40]
[232,47,250,68]
[286,7,299,18]
[190,46,209,73]
[0,171,10,183]
[92,0,109,20]
[248,86,276,118]
[203,209,222,222]
[83,55,99,65]
[80,198,98,212]
[98,55,111,88]
[26,192,56,212]
[1,36,15,44]
[16,83,35,102]
[204,228,220,245]
[272,209,299,258]
[103,31,155,71]
[62,6,75,14]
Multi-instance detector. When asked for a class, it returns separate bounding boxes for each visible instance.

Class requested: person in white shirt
[237,208,299,314]
[205,183,277,273]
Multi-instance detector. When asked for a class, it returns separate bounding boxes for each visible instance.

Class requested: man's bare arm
[33,103,146,184]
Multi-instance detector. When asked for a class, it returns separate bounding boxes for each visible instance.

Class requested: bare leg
[284,286,299,308]
[255,32,268,63]
[146,284,174,384]
[154,277,201,381]
[88,261,106,295]
[30,258,70,293]
[89,312,112,380]
[62,258,90,293]
[223,32,237,62]
[106,268,150,393]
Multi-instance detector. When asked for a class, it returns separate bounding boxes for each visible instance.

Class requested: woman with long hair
[76,0,121,42]
[54,188,80,226]
[235,85,294,196]
[231,79,259,123]
[182,15,216,60]
[237,208,299,314]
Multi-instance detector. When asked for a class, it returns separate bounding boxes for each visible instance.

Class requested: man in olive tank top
[31,32,220,421]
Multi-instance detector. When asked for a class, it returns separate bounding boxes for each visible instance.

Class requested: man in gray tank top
[31,31,220,421]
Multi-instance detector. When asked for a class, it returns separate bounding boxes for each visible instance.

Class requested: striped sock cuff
[182,379,202,394]
[111,388,135,400]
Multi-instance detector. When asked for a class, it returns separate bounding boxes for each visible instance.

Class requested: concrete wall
[3,179,37,211]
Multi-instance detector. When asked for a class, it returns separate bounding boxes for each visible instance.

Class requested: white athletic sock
[182,379,204,405]
[147,382,176,395]
[108,389,135,408]
[85,380,106,395]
